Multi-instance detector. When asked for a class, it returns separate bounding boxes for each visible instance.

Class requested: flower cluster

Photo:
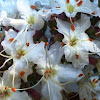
[0,0,100,100]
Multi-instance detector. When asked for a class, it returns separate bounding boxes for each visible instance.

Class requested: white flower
[66,65,100,100]
[1,29,45,82]
[50,0,100,17]
[2,0,44,31]
[77,75,100,100]
[56,14,100,68]
[34,42,83,100]
[0,74,32,100]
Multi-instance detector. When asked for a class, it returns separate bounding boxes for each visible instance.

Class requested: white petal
[3,70,21,88]
[56,18,70,36]
[21,63,33,82]
[48,42,63,66]
[32,14,44,30]
[10,91,32,100]
[17,0,32,17]
[41,79,62,100]
[1,29,17,55]
[56,64,83,82]
[75,14,91,33]
[3,18,28,30]
[75,0,100,17]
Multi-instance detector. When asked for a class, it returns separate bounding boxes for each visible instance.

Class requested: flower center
[69,37,78,46]
[28,16,34,25]
[0,89,10,99]
[91,79,98,88]
[16,49,25,59]
[44,68,57,80]
[67,4,75,13]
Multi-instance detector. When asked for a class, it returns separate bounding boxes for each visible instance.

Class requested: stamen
[52,27,56,30]
[76,0,79,2]
[45,42,48,47]
[46,70,50,73]
[15,76,44,91]
[76,54,79,59]
[89,38,93,42]
[71,24,75,31]
[20,71,25,77]
[9,38,14,42]
[30,5,37,9]
[91,11,95,15]
[56,7,60,8]
[78,73,83,77]
[93,79,96,82]
[43,10,45,12]
[12,87,16,92]
[0,58,12,69]
[50,14,57,20]
[77,0,83,6]
[5,87,9,89]
[67,0,70,3]
[95,80,99,83]
[26,42,30,47]
[61,42,66,47]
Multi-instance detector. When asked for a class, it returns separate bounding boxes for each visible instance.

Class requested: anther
[9,38,14,42]
[95,80,99,83]
[43,10,45,12]
[93,79,96,82]
[50,14,57,20]
[46,70,50,73]
[77,0,83,6]
[20,71,25,77]
[5,86,9,89]
[76,54,79,59]
[52,27,56,30]
[61,42,66,47]
[56,7,60,8]
[26,42,30,47]
[78,73,83,77]
[12,87,16,92]
[45,42,48,47]
[71,24,75,31]
[76,0,78,2]
[91,11,95,15]
[30,5,37,9]
[67,0,70,3]
[89,38,93,42]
